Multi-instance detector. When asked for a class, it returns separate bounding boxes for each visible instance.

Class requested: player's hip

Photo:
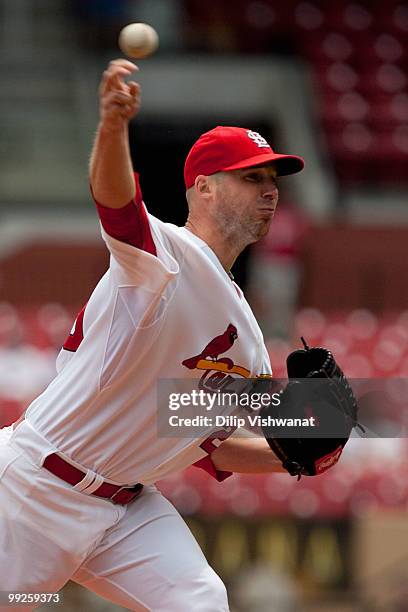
[0,421,125,555]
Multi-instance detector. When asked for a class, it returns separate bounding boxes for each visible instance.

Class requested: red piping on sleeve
[93,173,157,255]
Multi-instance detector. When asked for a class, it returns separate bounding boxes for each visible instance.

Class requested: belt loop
[81,472,105,495]
[72,469,97,492]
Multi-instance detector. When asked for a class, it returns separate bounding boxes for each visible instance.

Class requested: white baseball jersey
[25,194,272,486]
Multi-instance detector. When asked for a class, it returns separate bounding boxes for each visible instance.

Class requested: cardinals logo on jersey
[182,324,251,382]
[183,324,272,463]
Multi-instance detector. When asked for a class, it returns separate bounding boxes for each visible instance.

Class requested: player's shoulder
[147,213,195,248]
[147,212,180,233]
[146,211,177,233]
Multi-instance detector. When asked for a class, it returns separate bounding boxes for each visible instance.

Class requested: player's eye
[243,173,260,182]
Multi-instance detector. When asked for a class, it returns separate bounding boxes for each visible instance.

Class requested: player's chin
[250,221,271,242]
[257,214,273,232]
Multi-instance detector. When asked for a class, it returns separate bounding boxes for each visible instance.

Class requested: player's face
[212,166,279,243]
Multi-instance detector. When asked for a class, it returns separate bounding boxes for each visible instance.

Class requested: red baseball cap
[184,126,304,189]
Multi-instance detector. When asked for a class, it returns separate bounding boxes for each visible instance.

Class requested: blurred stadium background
[1,1,408,610]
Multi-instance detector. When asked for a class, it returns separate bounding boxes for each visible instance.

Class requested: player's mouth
[257,208,275,216]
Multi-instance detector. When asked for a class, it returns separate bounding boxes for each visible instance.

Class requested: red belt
[43,453,143,505]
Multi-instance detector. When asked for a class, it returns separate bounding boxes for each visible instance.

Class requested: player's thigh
[0,442,120,604]
[73,486,229,612]
[0,445,67,610]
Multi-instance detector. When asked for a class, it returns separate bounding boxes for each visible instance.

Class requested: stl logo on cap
[247,130,270,149]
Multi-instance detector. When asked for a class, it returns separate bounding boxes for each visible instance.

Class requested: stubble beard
[212,199,270,248]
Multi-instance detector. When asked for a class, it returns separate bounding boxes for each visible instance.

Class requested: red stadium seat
[325,2,374,34]
[367,93,408,130]
[369,63,407,94]
[320,91,371,134]
[269,309,408,378]
[293,1,325,32]
[374,33,404,63]
[390,93,408,121]
[318,62,360,94]
[393,3,408,27]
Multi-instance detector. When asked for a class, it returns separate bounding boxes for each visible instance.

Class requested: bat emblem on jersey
[182,324,249,377]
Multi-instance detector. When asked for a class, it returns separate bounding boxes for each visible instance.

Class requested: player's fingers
[125,95,141,114]
[116,88,141,118]
[99,64,139,96]
[121,105,138,119]
[109,62,139,93]
[105,90,135,102]
[101,91,135,107]
[109,58,139,72]
[102,100,132,118]
[122,83,141,108]
[103,102,138,121]
[99,69,130,95]
[103,89,141,109]
[128,81,141,95]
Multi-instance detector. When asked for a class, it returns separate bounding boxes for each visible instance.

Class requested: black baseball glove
[261,338,360,479]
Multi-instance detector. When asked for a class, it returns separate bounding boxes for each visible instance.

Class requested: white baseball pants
[0,421,229,611]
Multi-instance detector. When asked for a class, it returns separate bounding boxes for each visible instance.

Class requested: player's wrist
[98,117,129,135]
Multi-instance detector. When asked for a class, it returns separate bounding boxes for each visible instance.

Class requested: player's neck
[184,220,244,273]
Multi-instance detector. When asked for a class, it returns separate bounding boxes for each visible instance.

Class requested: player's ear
[194,175,213,199]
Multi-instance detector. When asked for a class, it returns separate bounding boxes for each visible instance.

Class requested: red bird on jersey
[182,324,238,370]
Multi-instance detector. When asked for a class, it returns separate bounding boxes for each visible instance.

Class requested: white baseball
[118,23,159,59]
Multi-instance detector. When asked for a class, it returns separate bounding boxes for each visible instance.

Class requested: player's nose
[262,180,279,200]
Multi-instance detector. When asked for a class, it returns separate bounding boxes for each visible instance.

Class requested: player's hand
[98,59,141,132]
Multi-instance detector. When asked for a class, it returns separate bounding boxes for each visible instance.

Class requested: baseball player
[0,59,305,611]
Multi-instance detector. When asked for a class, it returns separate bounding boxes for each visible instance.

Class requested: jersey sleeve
[92,172,179,289]
[94,173,157,255]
